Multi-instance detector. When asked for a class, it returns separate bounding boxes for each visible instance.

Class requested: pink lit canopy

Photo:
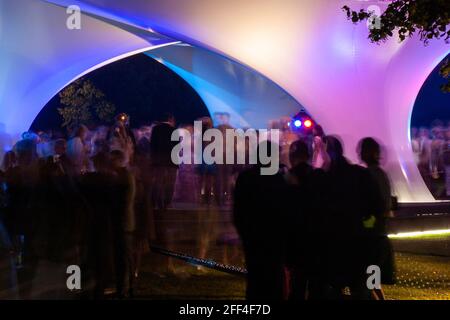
[0,0,448,202]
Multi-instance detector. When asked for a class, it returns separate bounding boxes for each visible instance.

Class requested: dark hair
[289,140,309,164]
[313,125,325,138]
[92,151,110,171]
[2,151,16,171]
[359,137,380,166]
[110,149,125,162]
[54,138,67,148]
[324,135,346,168]
[159,112,174,122]
[74,125,87,138]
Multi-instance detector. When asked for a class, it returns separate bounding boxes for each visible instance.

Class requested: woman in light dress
[311,125,327,169]
[67,125,89,174]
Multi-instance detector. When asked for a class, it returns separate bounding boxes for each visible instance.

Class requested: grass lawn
[135,252,449,300]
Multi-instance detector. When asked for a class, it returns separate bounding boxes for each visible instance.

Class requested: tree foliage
[58,79,116,129]
[342,0,450,92]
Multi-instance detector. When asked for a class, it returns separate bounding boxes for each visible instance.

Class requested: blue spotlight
[294,120,302,128]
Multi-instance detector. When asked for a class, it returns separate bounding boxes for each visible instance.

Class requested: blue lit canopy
[1,0,449,203]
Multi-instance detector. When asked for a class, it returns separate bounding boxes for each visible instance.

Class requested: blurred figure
[0,123,12,164]
[430,125,446,197]
[316,135,380,300]
[215,119,234,206]
[1,151,16,172]
[233,141,287,300]
[411,127,421,165]
[51,139,75,177]
[90,126,110,157]
[311,125,326,169]
[284,140,314,300]
[67,125,89,174]
[279,117,299,168]
[134,126,152,172]
[110,150,136,298]
[29,136,86,299]
[172,124,200,205]
[36,132,53,159]
[79,152,115,298]
[417,127,432,186]
[196,117,217,205]
[0,216,18,299]
[4,139,39,284]
[150,113,178,210]
[445,124,450,197]
[358,137,396,300]
[109,114,135,167]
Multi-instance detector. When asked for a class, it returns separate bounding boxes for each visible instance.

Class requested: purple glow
[1,0,449,203]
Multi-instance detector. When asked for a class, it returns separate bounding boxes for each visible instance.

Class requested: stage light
[304,120,312,128]
[287,122,291,127]
[294,120,302,127]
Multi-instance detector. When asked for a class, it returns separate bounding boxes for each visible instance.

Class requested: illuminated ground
[135,252,450,300]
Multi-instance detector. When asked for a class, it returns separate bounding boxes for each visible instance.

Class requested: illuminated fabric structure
[0,0,449,203]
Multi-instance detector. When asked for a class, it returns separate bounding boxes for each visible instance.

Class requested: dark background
[31,54,209,131]
[411,53,450,128]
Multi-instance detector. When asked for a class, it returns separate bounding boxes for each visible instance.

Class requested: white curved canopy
[0,0,449,202]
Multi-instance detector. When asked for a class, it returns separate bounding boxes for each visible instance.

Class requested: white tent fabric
[0,0,449,202]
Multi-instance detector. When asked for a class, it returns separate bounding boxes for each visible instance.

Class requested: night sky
[411,53,450,128]
[31,54,210,131]
[31,53,449,131]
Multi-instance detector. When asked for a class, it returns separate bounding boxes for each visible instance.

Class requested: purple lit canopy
[0,0,448,202]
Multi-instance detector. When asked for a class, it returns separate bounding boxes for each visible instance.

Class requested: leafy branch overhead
[58,79,116,129]
[342,0,450,92]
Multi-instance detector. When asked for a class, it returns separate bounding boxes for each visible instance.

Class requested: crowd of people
[0,111,261,298]
[0,113,179,298]
[0,110,438,300]
[234,134,396,300]
[411,120,450,199]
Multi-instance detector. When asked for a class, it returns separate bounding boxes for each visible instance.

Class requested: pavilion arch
[1,0,449,203]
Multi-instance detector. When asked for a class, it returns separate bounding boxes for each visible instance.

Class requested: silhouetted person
[67,125,89,174]
[358,137,396,300]
[233,141,288,300]
[109,113,136,167]
[284,139,325,300]
[1,151,16,172]
[78,152,115,298]
[47,139,75,177]
[0,215,18,299]
[215,121,234,205]
[315,135,380,300]
[110,150,136,298]
[196,117,217,205]
[27,138,86,298]
[150,113,178,209]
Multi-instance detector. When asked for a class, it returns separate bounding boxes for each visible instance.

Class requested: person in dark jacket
[316,135,381,300]
[110,150,136,298]
[284,139,326,300]
[358,137,396,300]
[78,152,115,298]
[149,113,178,209]
[233,141,288,300]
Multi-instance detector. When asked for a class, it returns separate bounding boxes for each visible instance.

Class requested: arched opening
[410,54,450,200]
[30,53,210,132]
